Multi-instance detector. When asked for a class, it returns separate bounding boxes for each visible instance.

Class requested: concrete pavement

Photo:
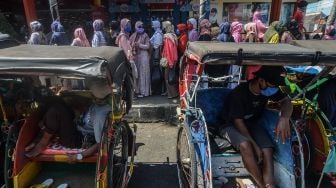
[128,122,179,188]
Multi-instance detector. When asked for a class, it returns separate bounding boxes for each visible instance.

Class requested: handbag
[160,57,168,68]
[168,66,178,85]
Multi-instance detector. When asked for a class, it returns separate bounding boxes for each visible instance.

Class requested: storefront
[108,0,189,26]
[189,0,297,26]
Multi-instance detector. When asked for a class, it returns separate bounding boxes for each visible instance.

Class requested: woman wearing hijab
[253,10,267,42]
[149,20,164,95]
[263,21,287,43]
[187,18,199,42]
[162,21,179,99]
[92,19,107,47]
[293,0,307,32]
[71,28,90,47]
[228,21,243,89]
[231,21,243,43]
[130,21,151,98]
[217,22,232,42]
[50,21,69,45]
[244,22,258,43]
[116,18,138,96]
[199,19,212,41]
[27,20,47,45]
[176,23,188,56]
[281,20,303,43]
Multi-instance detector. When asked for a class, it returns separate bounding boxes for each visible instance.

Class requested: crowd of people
[26,4,336,100]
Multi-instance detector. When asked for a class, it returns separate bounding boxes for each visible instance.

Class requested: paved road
[128,123,180,188]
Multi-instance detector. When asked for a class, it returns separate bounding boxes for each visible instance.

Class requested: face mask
[124,24,132,33]
[261,87,279,97]
[187,24,193,30]
[209,15,217,24]
[176,29,180,36]
[136,28,144,33]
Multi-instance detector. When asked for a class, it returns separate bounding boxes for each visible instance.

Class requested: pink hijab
[200,19,211,36]
[231,21,243,43]
[253,11,267,40]
[73,28,90,47]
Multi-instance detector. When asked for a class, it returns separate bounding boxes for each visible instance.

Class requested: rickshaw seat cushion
[33,142,97,163]
[194,87,232,127]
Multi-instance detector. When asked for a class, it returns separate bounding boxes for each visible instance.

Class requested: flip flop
[57,183,68,188]
[30,178,54,188]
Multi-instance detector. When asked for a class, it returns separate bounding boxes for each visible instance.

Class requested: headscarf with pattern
[263,21,287,43]
[231,21,243,43]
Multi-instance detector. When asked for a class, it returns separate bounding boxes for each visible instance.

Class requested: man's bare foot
[25,131,52,158]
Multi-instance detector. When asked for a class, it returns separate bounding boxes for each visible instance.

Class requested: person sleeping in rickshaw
[219,66,293,188]
[24,80,111,163]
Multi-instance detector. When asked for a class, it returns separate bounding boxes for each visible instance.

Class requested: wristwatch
[76,153,83,161]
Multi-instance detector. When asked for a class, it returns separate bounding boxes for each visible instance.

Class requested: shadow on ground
[128,163,179,188]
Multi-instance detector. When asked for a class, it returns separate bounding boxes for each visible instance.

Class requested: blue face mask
[176,29,180,36]
[261,87,279,96]
[124,24,132,33]
[136,28,144,34]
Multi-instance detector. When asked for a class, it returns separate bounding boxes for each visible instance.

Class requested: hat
[253,66,286,86]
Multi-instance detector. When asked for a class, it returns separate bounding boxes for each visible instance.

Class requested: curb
[125,104,179,125]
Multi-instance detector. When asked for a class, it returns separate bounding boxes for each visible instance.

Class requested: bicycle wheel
[96,120,109,187]
[107,122,128,188]
[177,124,198,188]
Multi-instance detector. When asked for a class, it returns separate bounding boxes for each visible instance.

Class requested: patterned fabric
[231,21,243,43]
[264,21,286,43]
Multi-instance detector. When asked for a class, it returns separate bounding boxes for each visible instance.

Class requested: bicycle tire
[177,124,198,188]
[96,120,109,187]
[107,122,128,188]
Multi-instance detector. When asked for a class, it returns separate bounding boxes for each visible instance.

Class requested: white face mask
[209,15,217,24]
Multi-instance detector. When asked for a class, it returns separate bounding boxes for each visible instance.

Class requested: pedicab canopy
[185,41,336,66]
[0,44,129,78]
[290,40,336,64]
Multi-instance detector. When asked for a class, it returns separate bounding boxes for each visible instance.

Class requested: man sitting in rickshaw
[220,66,293,188]
[24,80,111,162]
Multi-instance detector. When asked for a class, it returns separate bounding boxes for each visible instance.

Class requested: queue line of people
[27,12,335,100]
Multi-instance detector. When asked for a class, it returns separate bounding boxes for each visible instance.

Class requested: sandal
[57,183,69,188]
[30,178,53,188]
